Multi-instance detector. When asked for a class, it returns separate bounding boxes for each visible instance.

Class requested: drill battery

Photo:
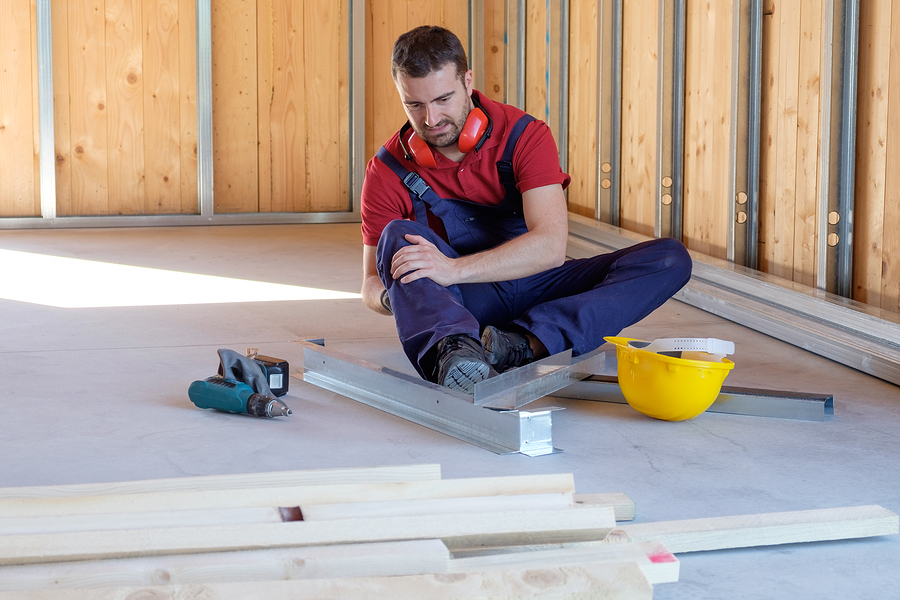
[250,354,289,397]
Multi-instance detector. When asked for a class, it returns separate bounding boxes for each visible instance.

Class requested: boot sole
[442,360,492,395]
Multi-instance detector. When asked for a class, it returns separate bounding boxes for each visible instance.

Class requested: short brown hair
[391,26,468,82]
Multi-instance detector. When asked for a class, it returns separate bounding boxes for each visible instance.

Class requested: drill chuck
[188,377,292,418]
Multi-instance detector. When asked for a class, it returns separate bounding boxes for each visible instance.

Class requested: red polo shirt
[360,90,570,247]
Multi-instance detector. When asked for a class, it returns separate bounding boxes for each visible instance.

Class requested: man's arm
[362,244,392,315]
[389,182,568,287]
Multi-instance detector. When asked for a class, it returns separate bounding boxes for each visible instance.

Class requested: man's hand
[390,234,460,286]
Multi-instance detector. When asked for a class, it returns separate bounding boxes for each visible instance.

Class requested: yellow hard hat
[604,336,735,421]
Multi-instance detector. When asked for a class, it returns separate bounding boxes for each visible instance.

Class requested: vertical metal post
[656,0,684,240]
[196,0,214,217]
[548,0,569,171]
[595,0,622,226]
[726,0,742,263]
[820,0,858,297]
[730,0,761,268]
[36,0,57,219]
[350,0,365,214]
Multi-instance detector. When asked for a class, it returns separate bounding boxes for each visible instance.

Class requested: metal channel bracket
[557,375,834,422]
[300,342,561,456]
[475,348,605,410]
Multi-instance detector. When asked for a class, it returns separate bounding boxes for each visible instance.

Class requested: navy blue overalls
[375,115,692,381]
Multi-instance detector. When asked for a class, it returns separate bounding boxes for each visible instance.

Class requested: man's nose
[424,103,440,127]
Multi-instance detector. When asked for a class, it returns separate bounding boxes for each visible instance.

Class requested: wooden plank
[525,0,547,121]
[256,0,273,212]
[882,0,900,313]
[106,0,146,214]
[0,506,616,565]
[565,0,599,218]
[574,493,636,522]
[771,0,802,279]
[0,540,450,590]
[0,473,574,518]
[683,0,733,259]
[303,0,343,211]
[0,506,292,536]
[67,0,110,215]
[300,493,575,521]
[609,504,899,553]
[178,0,198,212]
[482,0,507,102]
[0,0,38,217]
[620,0,658,237]
[0,560,654,600]
[266,0,308,212]
[366,0,407,161]
[449,540,678,585]
[211,0,258,213]
[853,1,892,306]
[790,0,822,287]
[143,0,183,213]
[51,0,72,215]
[0,464,441,498]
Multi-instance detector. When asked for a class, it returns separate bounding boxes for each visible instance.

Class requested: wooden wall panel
[51,0,196,216]
[482,0,506,102]
[211,0,258,213]
[106,0,146,213]
[524,0,547,122]
[0,0,39,217]
[363,0,468,162]
[565,0,599,218]
[854,0,900,312]
[619,0,658,238]
[682,0,733,259]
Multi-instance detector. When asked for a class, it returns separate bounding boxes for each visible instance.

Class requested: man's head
[391,26,468,84]
[391,27,474,155]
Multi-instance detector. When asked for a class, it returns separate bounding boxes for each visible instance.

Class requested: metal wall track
[567,214,900,388]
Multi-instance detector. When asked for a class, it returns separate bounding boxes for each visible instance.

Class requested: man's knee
[375,220,429,279]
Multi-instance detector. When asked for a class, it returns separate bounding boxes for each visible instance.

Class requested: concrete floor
[1,222,898,598]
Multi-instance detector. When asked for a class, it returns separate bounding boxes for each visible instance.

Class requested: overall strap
[496,114,536,201]
[376,146,435,225]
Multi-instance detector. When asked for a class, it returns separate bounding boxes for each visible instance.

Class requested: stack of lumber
[0,464,895,599]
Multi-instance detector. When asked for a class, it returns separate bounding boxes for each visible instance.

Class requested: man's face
[395,63,474,149]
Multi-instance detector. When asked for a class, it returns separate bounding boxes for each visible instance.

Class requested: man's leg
[376,219,502,387]
[503,238,692,358]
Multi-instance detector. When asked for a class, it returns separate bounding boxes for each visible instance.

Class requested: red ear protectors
[399,98,493,167]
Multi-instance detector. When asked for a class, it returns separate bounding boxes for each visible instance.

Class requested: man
[361,26,691,394]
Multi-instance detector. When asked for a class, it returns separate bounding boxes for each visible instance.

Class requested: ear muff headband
[398,99,493,167]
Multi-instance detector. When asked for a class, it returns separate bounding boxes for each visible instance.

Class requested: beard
[414,106,470,149]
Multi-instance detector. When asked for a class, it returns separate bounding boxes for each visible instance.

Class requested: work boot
[435,334,495,394]
[481,325,534,373]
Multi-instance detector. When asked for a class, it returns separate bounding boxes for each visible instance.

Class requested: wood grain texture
[66,0,110,215]
[525,0,547,122]
[0,506,616,565]
[612,504,899,553]
[0,473,574,519]
[178,0,198,212]
[853,0,891,306]
[0,540,450,591]
[482,0,507,102]
[143,0,182,213]
[566,0,599,218]
[211,0,258,213]
[620,0,658,237]
[0,0,38,217]
[683,0,733,259]
[881,0,900,313]
[791,0,823,286]
[0,463,441,498]
[759,0,782,273]
[0,560,653,600]
[106,0,146,214]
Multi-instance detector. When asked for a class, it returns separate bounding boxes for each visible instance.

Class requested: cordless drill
[188,376,293,418]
